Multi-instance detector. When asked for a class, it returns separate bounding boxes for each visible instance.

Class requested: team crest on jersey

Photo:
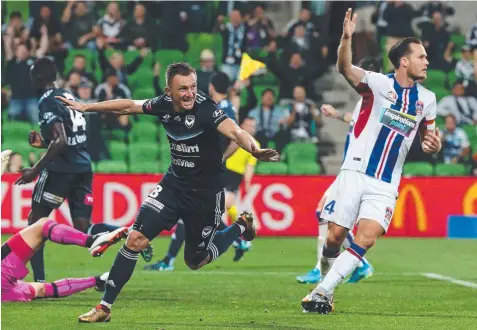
[162,114,170,122]
[415,100,424,115]
[386,90,397,102]
[185,115,195,128]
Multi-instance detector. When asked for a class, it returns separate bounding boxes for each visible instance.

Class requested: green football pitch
[2,236,477,329]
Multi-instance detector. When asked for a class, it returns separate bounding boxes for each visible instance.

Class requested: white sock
[319,250,361,293]
[100,300,112,310]
[320,256,337,279]
[315,223,328,269]
[342,231,354,249]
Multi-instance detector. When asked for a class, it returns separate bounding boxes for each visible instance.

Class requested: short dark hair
[210,72,230,94]
[261,88,275,97]
[30,57,58,87]
[74,54,86,60]
[10,11,22,19]
[358,56,381,73]
[388,37,423,69]
[166,62,196,86]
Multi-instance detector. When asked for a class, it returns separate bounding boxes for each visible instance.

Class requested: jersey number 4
[324,200,336,214]
[63,93,86,132]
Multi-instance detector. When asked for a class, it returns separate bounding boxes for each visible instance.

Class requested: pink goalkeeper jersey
[341,71,436,187]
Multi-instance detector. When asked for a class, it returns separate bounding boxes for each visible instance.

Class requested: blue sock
[88,223,121,235]
[208,224,242,261]
[348,242,366,258]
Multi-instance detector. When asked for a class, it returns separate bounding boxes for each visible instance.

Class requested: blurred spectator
[216,10,247,81]
[287,86,322,143]
[97,38,147,86]
[65,71,82,97]
[455,45,477,96]
[467,22,477,51]
[95,70,132,134]
[5,152,23,173]
[282,23,327,69]
[197,49,218,93]
[122,4,156,51]
[417,1,454,26]
[420,12,454,72]
[1,11,29,46]
[181,2,208,33]
[29,5,62,53]
[67,54,97,86]
[267,42,323,101]
[248,89,290,153]
[245,5,275,52]
[95,70,131,102]
[371,1,389,47]
[159,2,189,52]
[77,81,96,103]
[61,0,97,50]
[353,2,379,61]
[3,41,43,123]
[440,114,470,164]
[382,1,416,69]
[93,1,125,47]
[437,81,477,125]
[285,8,319,42]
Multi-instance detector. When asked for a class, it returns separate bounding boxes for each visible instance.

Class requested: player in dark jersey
[15,57,111,283]
[144,72,248,271]
[57,62,279,323]
[18,58,153,283]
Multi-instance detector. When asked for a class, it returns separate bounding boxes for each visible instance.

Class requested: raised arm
[56,96,146,115]
[337,8,365,89]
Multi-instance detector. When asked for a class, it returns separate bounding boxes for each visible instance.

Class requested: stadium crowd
[1,1,476,176]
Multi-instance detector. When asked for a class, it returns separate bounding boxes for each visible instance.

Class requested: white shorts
[321,170,398,233]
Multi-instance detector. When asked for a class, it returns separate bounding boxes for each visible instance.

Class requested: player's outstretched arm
[337,8,365,89]
[55,96,146,115]
[217,118,279,162]
[16,122,67,185]
[321,104,352,123]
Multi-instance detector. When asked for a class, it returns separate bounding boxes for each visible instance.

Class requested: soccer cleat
[89,227,128,257]
[233,240,252,262]
[78,305,111,323]
[140,242,154,262]
[296,268,321,284]
[301,289,334,314]
[143,260,174,271]
[236,211,256,241]
[1,150,12,175]
[346,262,374,283]
[94,272,109,292]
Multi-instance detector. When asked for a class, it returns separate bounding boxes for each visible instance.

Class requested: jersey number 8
[63,92,86,132]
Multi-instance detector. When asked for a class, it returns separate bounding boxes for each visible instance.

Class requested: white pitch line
[136,270,420,277]
[421,273,477,289]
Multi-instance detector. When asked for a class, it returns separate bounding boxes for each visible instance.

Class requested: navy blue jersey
[38,88,92,173]
[217,98,237,153]
[142,90,229,190]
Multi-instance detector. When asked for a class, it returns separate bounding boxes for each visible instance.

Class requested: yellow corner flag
[238,53,266,81]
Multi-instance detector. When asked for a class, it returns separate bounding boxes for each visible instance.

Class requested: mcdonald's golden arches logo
[393,184,427,232]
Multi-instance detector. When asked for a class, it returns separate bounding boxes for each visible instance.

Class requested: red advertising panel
[2,174,476,237]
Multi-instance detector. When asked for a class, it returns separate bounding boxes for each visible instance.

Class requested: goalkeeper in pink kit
[1,151,127,303]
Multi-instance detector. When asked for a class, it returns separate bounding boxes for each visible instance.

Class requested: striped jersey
[341,72,436,186]
[342,99,362,163]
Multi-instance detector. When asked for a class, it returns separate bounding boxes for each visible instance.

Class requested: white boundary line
[421,273,477,289]
[136,270,420,277]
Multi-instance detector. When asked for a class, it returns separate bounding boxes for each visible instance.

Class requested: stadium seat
[128,142,159,162]
[5,1,29,23]
[2,121,32,143]
[433,86,450,101]
[108,141,128,161]
[462,125,477,145]
[3,141,36,160]
[132,88,155,100]
[451,34,466,49]
[255,162,288,174]
[185,33,222,68]
[283,143,317,163]
[110,129,129,142]
[403,162,434,176]
[129,70,154,91]
[124,50,153,71]
[155,50,185,67]
[423,70,446,89]
[435,163,468,176]
[160,162,170,173]
[158,125,169,145]
[130,122,158,142]
[252,72,279,86]
[97,160,128,173]
[287,162,321,175]
[435,116,445,128]
[129,161,160,173]
[159,144,171,160]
